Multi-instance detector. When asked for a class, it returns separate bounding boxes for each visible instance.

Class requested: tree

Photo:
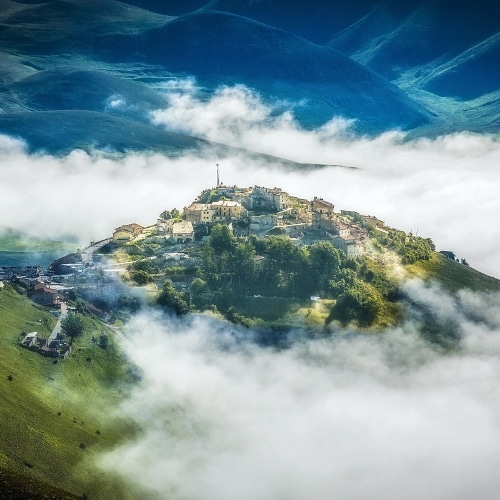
[209,224,235,254]
[170,208,181,220]
[328,281,383,326]
[200,244,218,284]
[232,241,256,287]
[190,278,208,295]
[157,282,189,316]
[117,294,141,313]
[61,313,85,343]
[98,333,109,349]
[130,259,159,274]
[262,236,305,295]
[161,208,181,220]
[129,270,152,286]
[328,268,357,295]
[310,242,342,288]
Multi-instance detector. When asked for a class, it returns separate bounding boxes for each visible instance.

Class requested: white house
[21,331,38,348]
[171,221,195,244]
[329,234,364,258]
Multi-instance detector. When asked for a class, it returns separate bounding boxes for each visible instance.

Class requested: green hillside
[0,284,138,499]
[118,216,500,332]
[406,252,500,293]
[1,244,499,497]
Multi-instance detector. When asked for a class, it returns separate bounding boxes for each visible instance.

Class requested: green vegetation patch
[0,284,137,499]
[406,252,500,294]
[233,296,304,322]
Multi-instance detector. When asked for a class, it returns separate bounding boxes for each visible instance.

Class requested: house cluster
[28,279,65,308]
[20,331,71,358]
[182,185,382,258]
[110,183,386,259]
[0,264,71,309]
[0,265,41,280]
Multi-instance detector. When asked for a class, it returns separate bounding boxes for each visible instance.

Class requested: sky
[99,281,500,500]
[1,83,499,276]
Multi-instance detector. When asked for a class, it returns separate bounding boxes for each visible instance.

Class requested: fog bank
[100,283,500,500]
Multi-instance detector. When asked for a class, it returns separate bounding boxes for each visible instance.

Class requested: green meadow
[0,284,139,499]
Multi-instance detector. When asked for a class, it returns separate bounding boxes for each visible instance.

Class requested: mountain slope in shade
[0,110,209,154]
[325,1,500,83]
[127,0,414,45]
[5,66,168,121]
[0,109,347,172]
[95,10,430,130]
[0,0,497,153]
[419,33,500,100]
[0,0,170,49]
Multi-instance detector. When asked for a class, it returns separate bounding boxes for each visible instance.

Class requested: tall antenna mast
[216,163,220,187]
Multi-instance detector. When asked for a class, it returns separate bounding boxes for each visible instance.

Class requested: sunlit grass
[406,252,500,293]
[0,285,137,499]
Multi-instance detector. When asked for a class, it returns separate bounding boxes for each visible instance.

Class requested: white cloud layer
[1,82,499,276]
[100,283,500,500]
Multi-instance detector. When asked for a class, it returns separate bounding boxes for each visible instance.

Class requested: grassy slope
[0,285,138,499]
[406,252,500,293]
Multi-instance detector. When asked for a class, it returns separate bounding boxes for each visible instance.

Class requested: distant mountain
[0,0,497,154]
[94,10,430,130]
[325,1,500,82]
[0,110,209,154]
[419,33,500,100]
[5,66,168,120]
[0,0,170,47]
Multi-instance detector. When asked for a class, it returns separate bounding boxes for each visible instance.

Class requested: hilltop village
[113,184,385,258]
[1,182,442,333]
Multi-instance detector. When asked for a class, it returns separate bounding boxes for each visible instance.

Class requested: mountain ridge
[0,0,497,152]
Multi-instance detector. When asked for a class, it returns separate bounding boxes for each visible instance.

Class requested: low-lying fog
[100,282,500,500]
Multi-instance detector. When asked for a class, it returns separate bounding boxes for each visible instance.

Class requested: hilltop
[70,183,500,336]
[5,183,496,336]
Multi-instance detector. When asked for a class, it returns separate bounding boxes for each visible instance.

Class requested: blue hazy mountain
[5,67,168,120]
[0,110,209,154]
[325,1,499,84]
[0,0,498,153]
[94,10,430,130]
[420,34,500,100]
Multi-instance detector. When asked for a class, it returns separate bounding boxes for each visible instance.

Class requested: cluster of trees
[159,208,182,220]
[128,259,160,285]
[197,188,226,204]
[157,282,189,316]
[372,229,435,264]
[197,225,346,299]
[156,224,403,326]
